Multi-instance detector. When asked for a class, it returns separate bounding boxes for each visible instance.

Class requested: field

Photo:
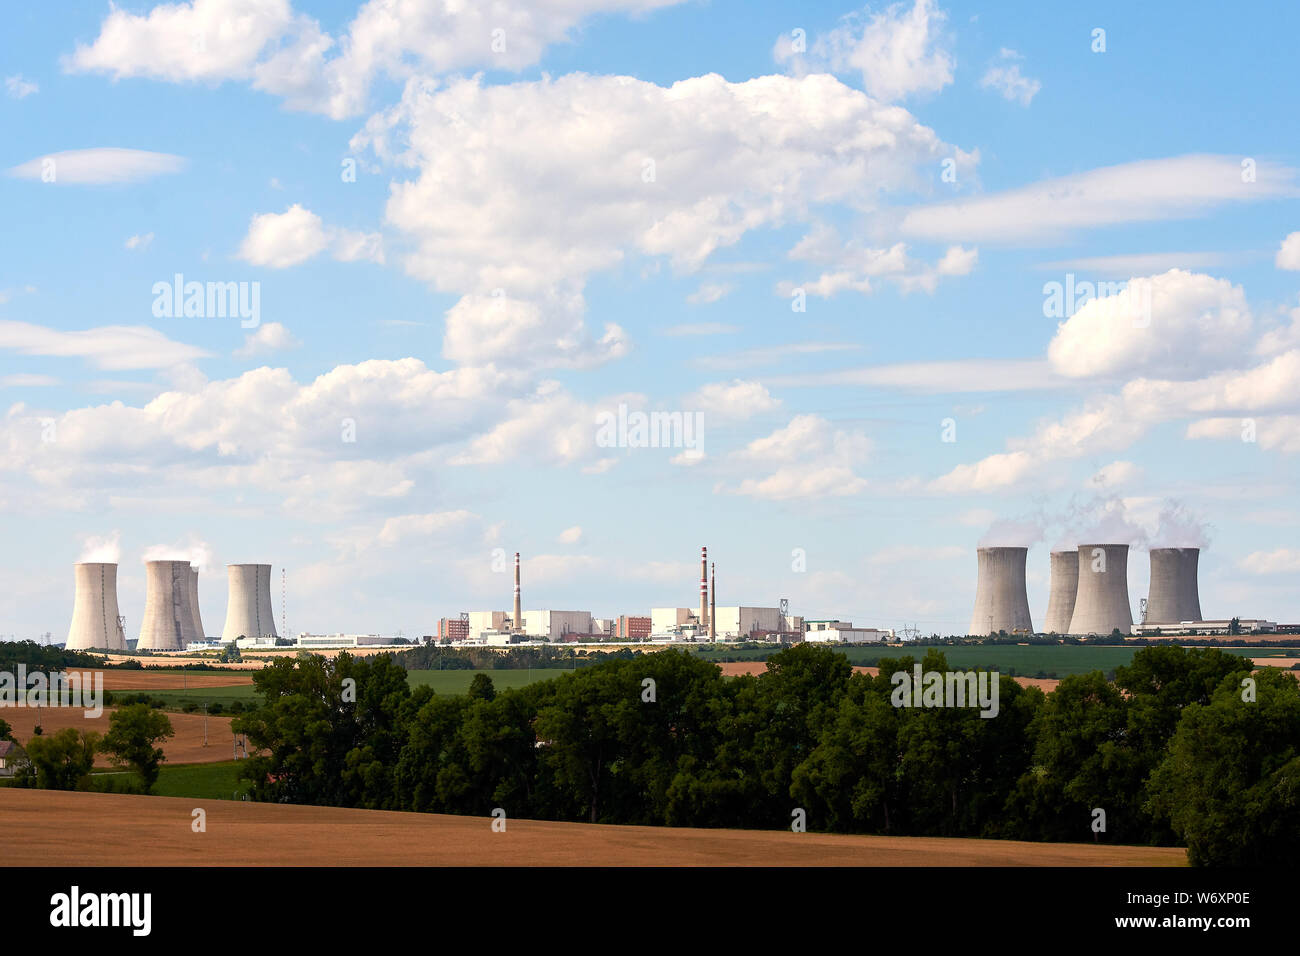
[0,788,1186,866]
[405,667,576,695]
[3,705,238,766]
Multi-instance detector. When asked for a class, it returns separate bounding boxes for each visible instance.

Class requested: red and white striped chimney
[513,552,522,631]
[699,546,709,632]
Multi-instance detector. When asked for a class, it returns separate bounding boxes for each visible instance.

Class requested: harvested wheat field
[0,789,1185,867]
[3,707,238,766]
[90,670,257,691]
[98,654,268,671]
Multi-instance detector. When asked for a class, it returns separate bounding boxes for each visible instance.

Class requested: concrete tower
[138,560,200,650]
[699,546,709,633]
[221,564,278,642]
[968,547,1033,635]
[709,562,716,640]
[67,562,128,651]
[1068,544,1133,636]
[188,566,205,641]
[1146,548,1202,623]
[1044,550,1080,634]
[513,552,522,632]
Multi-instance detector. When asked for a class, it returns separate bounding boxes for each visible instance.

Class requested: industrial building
[437,616,470,642]
[1068,544,1133,636]
[66,562,128,651]
[138,559,201,650]
[617,615,651,640]
[803,620,891,644]
[523,610,593,640]
[221,564,278,643]
[968,547,1033,636]
[1044,550,1079,634]
[1132,619,1277,637]
[296,633,392,648]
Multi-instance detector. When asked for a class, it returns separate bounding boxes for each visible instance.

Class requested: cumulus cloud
[236,204,383,268]
[725,414,871,500]
[685,380,780,421]
[1046,270,1252,380]
[233,322,301,358]
[782,223,977,296]
[66,0,687,119]
[6,148,185,185]
[775,0,954,103]
[1276,231,1300,270]
[1240,548,1300,574]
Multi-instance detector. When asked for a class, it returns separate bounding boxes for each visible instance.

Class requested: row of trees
[232,644,1300,865]
[9,704,175,792]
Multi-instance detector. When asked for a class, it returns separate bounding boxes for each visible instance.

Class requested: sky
[2,0,1299,641]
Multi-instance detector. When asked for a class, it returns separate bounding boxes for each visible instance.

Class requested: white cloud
[6,148,185,185]
[233,322,301,358]
[125,232,154,250]
[900,155,1297,243]
[685,380,781,421]
[236,204,383,268]
[0,320,210,370]
[725,414,871,500]
[558,525,583,544]
[1047,269,1252,380]
[1276,231,1300,270]
[776,0,954,103]
[1240,548,1300,575]
[442,290,626,371]
[67,0,688,119]
[5,75,38,99]
[686,282,733,304]
[980,49,1040,106]
[928,450,1034,493]
[1090,460,1142,489]
[781,224,977,296]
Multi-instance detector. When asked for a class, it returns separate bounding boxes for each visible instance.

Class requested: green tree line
[228,644,1297,865]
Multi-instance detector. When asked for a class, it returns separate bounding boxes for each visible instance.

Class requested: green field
[405,667,576,694]
[134,684,261,712]
[152,760,250,800]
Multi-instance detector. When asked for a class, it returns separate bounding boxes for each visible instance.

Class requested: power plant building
[221,564,278,643]
[968,547,1033,636]
[803,620,890,644]
[1044,550,1079,634]
[66,562,128,651]
[1068,544,1133,636]
[522,609,593,640]
[138,559,201,650]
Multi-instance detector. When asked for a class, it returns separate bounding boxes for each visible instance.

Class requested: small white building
[803,620,892,644]
[296,633,392,648]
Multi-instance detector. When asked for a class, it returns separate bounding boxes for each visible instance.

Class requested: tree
[100,703,175,792]
[0,717,12,742]
[18,727,100,790]
[468,673,496,701]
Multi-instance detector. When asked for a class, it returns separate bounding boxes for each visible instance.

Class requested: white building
[296,633,392,648]
[522,610,593,641]
[468,611,511,636]
[711,606,802,640]
[803,620,892,644]
[651,607,695,636]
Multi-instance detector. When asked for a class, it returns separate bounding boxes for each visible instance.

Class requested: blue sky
[2,0,1299,640]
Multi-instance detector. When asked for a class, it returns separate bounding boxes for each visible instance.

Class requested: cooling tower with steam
[67,562,128,650]
[221,564,278,642]
[1068,544,1133,635]
[1146,547,1203,623]
[138,560,201,650]
[188,566,205,640]
[1044,550,1080,634]
[968,547,1033,635]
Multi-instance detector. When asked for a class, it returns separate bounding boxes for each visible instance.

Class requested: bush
[208,702,225,715]
[182,702,199,714]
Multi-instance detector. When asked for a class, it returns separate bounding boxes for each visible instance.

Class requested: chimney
[699,546,709,633]
[709,561,716,640]
[513,552,522,631]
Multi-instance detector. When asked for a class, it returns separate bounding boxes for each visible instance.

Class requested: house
[0,740,23,778]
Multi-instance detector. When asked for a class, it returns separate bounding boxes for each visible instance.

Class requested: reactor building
[1044,550,1080,635]
[66,562,129,651]
[1068,544,1133,636]
[1144,547,1203,624]
[968,546,1033,636]
[137,559,201,650]
[221,564,278,642]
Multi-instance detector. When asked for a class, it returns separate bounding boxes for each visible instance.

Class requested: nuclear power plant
[66,562,128,651]
[1145,547,1203,623]
[1044,550,1079,635]
[137,559,201,650]
[968,547,1033,635]
[221,564,278,642]
[1068,544,1133,636]
[187,566,205,641]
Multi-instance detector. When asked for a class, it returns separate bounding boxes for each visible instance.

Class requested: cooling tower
[1146,548,1202,623]
[1068,544,1133,636]
[968,547,1033,636]
[1044,550,1080,634]
[66,562,128,650]
[188,566,205,640]
[138,560,200,650]
[221,564,278,642]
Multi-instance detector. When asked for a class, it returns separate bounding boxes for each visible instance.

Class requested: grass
[405,668,576,695]
[152,760,250,800]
